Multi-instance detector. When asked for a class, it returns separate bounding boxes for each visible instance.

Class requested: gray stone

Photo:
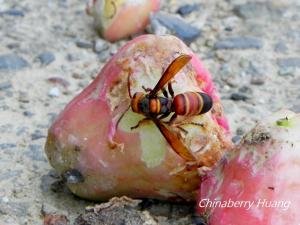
[238,86,253,95]
[0,124,13,133]
[214,36,263,50]
[23,111,34,117]
[291,105,300,113]
[0,143,16,150]
[7,43,20,49]
[0,9,24,17]
[278,67,294,76]
[97,50,110,62]
[232,135,242,143]
[150,12,201,44]
[66,53,82,62]
[0,201,28,218]
[47,112,58,124]
[236,127,245,135]
[48,87,61,97]
[274,42,288,53]
[0,54,29,71]
[26,144,45,161]
[31,130,46,140]
[277,57,300,68]
[94,39,109,53]
[251,76,265,85]
[233,2,267,19]
[36,51,55,66]
[233,2,285,20]
[18,91,30,103]
[47,77,69,88]
[176,4,200,16]
[0,170,22,181]
[245,61,264,76]
[40,170,61,192]
[76,39,93,49]
[285,30,300,43]
[16,126,28,136]
[0,82,12,91]
[230,92,249,101]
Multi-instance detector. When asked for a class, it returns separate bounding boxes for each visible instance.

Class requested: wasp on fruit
[119,54,213,166]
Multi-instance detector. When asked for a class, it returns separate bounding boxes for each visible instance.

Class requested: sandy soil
[0,0,299,224]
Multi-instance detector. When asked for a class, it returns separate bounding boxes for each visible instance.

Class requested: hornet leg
[168,82,174,98]
[131,118,150,130]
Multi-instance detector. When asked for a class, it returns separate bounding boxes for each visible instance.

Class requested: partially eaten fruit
[45,35,231,201]
[198,110,300,225]
[87,0,160,41]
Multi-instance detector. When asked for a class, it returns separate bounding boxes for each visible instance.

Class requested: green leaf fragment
[276,117,292,128]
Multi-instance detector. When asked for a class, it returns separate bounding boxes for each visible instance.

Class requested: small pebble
[75,39,93,49]
[23,111,34,117]
[0,170,22,181]
[150,12,201,44]
[233,2,267,19]
[250,76,265,85]
[36,51,55,66]
[16,126,28,136]
[18,93,30,103]
[97,50,110,62]
[66,53,81,62]
[236,127,245,135]
[2,197,9,203]
[0,143,16,149]
[47,113,58,124]
[94,39,109,53]
[7,43,20,49]
[26,144,45,161]
[72,72,84,79]
[230,92,249,101]
[0,9,24,17]
[0,54,29,71]
[191,214,207,225]
[48,87,61,97]
[274,42,288,53]
[40,170,61,192]
[47,77,69,88]
[0,82,12,91]
[277,57,300,68]
[31,130,46,140]
[246,61,264,76]
[214,36,263,50]
[291,104,300,113]
[176,4,200,16]
[232,135,242,143]
[238,86,253,95]
[278,67,294,76]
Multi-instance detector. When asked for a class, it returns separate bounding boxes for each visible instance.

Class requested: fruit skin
[198,110,300,225]
[86,0,160,42]
[45,34,232,201]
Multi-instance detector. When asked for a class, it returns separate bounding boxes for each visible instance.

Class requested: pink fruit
[198,110,300,225]
[86,0,160,42]
[45,34,231,201]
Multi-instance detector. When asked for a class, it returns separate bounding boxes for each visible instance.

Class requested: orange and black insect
[120,54,213,165]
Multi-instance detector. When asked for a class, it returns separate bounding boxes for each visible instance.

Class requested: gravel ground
[0,0,299,224]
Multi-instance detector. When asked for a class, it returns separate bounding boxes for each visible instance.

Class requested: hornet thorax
[131,92,172,117]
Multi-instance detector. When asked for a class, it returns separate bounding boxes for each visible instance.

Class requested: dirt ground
[0,0,299,224]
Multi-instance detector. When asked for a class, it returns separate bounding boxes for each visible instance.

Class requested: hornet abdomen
[172,92,213,116]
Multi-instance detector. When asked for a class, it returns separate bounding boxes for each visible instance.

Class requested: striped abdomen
[172,92,213,116]
[131,92,171,116]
